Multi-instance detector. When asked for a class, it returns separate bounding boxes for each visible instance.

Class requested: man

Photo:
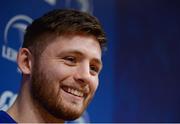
[0,9,106,123]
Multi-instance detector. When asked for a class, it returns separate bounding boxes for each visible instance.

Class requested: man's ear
[17,48,33,74]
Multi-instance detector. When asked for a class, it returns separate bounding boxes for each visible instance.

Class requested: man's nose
[74,64,91,85]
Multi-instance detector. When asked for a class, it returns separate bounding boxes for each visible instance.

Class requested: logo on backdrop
[44,0,57,6]
[44,0,93,13]
[65,0,93,13]
[2,15,33,63]
[0,91,17,111]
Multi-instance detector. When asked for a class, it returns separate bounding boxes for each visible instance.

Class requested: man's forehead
[54,35,100,51]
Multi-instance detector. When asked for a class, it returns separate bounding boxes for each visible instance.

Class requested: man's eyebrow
[58,50,102,66]
[57,50,84,57]
[71,50,102,66]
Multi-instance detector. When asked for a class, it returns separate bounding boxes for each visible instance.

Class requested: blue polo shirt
[0,110,16,123]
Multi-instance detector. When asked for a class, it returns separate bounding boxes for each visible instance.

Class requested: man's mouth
[62,86,84,97]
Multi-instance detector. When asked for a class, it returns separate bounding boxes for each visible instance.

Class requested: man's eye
[63,56,77,63]
[90,65,99,74]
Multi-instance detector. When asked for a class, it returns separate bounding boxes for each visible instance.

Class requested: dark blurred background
[113,0,180,122]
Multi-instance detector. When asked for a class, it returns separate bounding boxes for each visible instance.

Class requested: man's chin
[50,106,84,121]
[57,111,82,121]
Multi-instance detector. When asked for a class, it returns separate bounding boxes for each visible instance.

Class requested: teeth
[67,88,83,97]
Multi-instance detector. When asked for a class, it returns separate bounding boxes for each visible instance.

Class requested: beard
[30,61,91,121]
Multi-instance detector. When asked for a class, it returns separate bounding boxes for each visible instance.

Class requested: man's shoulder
[0,110,16,123]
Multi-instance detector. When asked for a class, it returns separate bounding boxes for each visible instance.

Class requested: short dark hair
[22,9,107,57]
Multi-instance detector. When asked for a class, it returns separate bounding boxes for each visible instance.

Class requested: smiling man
[0,9,106,123]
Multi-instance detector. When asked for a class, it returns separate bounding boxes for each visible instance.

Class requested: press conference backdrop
[1,0,180,123]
